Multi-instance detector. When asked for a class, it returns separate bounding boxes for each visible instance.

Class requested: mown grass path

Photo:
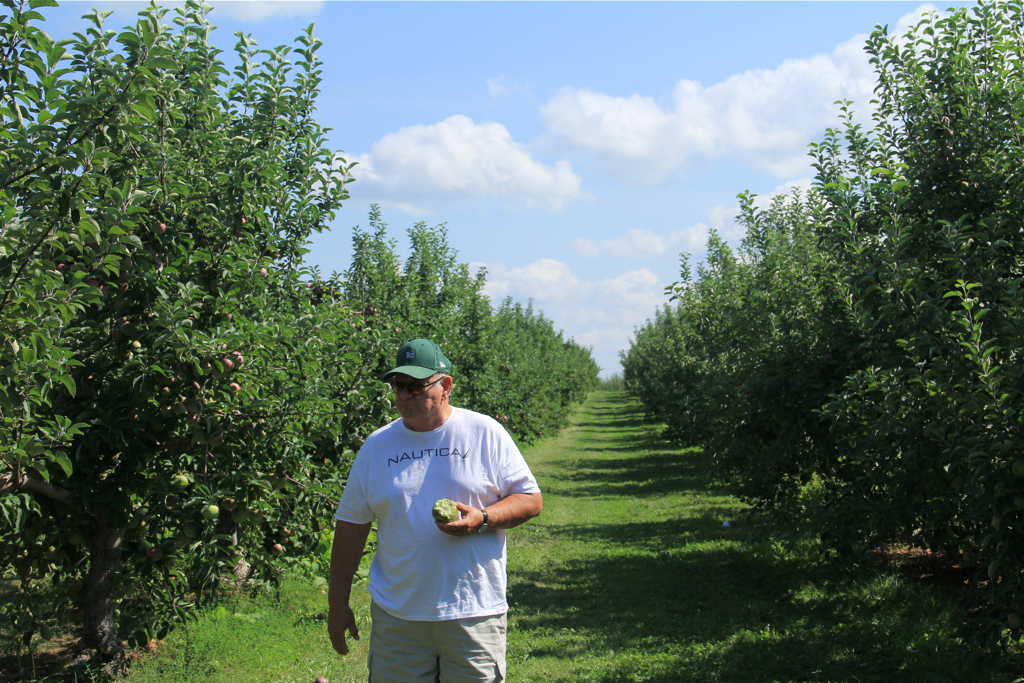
[504,391,1009,683]
[121,390,1016,683]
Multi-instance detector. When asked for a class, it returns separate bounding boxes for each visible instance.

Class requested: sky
[42,0,972,377]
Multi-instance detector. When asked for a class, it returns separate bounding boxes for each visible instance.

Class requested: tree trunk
[70,517,126,678]
[214,514,250,583]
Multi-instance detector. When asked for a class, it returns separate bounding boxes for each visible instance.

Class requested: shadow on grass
[510,526,982,682]
[545,450,737,500]
[509,392,996,682]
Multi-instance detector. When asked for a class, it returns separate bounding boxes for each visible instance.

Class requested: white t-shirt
[335,406,540,621]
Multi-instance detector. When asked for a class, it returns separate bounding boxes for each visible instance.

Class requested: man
[328,338,543,682]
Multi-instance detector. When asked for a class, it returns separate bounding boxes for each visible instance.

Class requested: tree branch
[0,469,72,504]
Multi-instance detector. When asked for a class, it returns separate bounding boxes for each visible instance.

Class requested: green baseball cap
[378,339,452,382]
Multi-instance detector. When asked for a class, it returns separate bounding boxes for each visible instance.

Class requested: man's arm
[437,492,543,537]
[327,519,373,655]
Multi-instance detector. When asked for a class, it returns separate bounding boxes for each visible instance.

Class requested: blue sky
[46,1,970,376]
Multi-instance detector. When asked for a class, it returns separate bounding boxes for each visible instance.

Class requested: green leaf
[120,235,143,249]
[53,451,72,477]
[146,56,177,70]
[58,374,76,397]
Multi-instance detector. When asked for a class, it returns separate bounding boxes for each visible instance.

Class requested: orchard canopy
[623,1,1024,647]
[0,0,597,675]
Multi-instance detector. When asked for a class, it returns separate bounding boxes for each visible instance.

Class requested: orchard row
[623,1,1024,649]
[0,1,597,676]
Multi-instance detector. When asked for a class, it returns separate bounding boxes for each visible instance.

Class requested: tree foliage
[0,1,598,674]
[340,206,600,444]
[623,0,1024,646]
[625,190,859,508]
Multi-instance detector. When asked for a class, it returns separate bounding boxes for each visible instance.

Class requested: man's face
[392,373,450,423]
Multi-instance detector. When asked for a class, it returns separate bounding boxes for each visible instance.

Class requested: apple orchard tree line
[0,0,599,675]
[623,1,1024,649]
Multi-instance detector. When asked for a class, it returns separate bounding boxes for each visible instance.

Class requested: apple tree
[812,1,1024,643]
[623,0,1024,648]
[0,0,391,674]
[340,207,600,442]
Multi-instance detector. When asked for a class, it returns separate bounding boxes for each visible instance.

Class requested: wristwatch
[477,509,489,533]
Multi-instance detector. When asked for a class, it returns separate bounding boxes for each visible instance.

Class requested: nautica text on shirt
[388,447,469,466]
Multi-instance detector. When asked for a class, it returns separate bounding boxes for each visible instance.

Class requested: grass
[123,578,373,683]
[502,391,1021,682]
[6,390,1024,681]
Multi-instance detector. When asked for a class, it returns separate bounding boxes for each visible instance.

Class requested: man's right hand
[327,519,372,655]
[328,602,360,655]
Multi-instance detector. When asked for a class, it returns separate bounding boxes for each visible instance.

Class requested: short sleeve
[335,451,375,524]
[496,430,541,497]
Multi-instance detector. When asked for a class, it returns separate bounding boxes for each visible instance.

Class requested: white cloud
[568,226,706,260]
[707,202,743,243]
[540,34,875,184]
[482,258,579,302]
[566,203,738,260]
[539,5,947,186]
[767,177,813,198]
[486,76,532,103]
[548,11,969,185]
[564,177,822,261]
[481,258,667,375]
[353,115,591,213]
[208,1,323,21]
[893,4,945,38]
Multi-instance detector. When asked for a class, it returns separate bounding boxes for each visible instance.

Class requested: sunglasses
[390,376,445,396]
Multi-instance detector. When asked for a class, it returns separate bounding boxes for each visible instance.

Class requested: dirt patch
[0,632,78,682]
[866,543,1024,677]
[867,544,975,593]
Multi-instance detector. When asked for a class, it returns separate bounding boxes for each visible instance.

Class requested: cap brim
[378,365,437,382]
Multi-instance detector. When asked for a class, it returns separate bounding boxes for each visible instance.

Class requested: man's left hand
[435,501,483,536]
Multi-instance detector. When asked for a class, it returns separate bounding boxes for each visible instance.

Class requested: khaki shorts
[368,601,507,683]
